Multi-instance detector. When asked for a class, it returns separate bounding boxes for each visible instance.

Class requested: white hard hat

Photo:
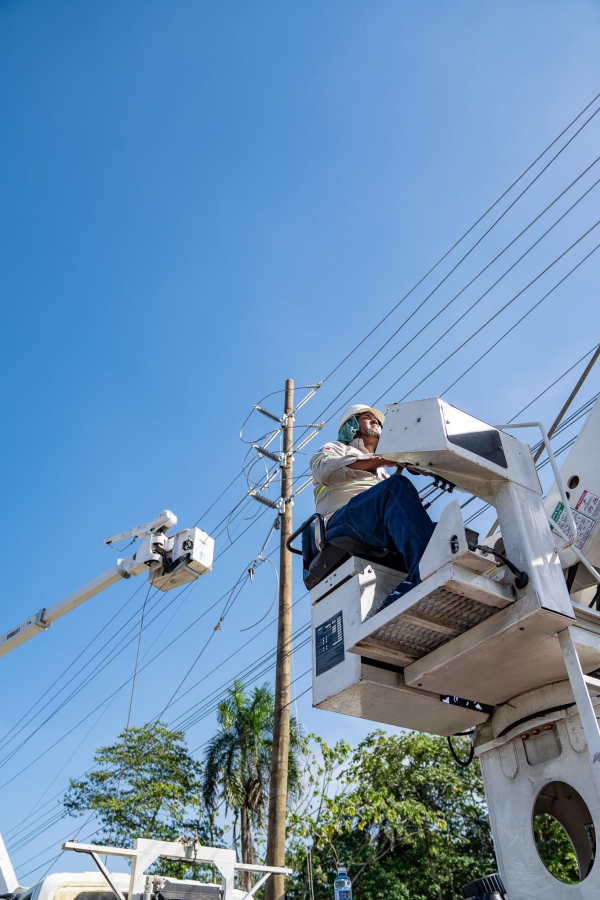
[338,404,385,431]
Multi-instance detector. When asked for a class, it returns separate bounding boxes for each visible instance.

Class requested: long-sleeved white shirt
[309,437,390,521]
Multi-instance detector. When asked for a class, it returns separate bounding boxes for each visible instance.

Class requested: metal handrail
[285,513,327,556]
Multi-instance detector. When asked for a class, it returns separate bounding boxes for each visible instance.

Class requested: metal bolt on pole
[265,378,294,900]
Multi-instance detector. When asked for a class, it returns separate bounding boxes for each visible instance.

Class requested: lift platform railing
[64,839,291,900]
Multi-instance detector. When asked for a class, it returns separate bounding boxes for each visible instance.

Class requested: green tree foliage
[533,813,580,885]
[62,707,584,897]
[64,721,218,878]
[287,731,496,900]
[202,680,303,891]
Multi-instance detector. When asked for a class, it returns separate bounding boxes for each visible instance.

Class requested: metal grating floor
[369,586,499,659]
[414,587,496,630]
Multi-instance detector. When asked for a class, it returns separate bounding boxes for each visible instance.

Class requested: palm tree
[202,680,302,891]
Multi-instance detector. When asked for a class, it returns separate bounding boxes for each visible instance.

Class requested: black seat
[287,513,407,590]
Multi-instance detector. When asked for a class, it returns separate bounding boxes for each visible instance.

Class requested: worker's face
[357,413,381,437]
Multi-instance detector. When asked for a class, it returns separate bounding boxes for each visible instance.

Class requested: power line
[165,592,309,718]
[188,91,600,554]
[0,517,283,795]
[368,174,600,404]
[0,581,147,758]
[435,238,600,397]
[509,343,600,422]
[0,500,273,771]
[6,594,313,855]
[0,576,240,789]
[463,394,598,526]
[365,221,600,410]
[321,151,600,419]
[6,92,600,864]
[171,627,312,732]
[311,91,600,396]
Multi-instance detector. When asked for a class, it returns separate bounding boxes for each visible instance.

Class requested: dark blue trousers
[325,473,435,586]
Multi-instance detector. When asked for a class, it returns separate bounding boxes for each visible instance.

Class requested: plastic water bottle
[334,866,352,900]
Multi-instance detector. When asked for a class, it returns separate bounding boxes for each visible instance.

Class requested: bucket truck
[289,395,600,899]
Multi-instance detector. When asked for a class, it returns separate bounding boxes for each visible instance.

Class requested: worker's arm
[348,456,398,472]
[311,444,399,485]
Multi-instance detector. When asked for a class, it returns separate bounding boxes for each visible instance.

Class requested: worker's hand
[348,456,399,471]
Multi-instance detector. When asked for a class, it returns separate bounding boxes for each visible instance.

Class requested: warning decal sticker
[551,487,600,549]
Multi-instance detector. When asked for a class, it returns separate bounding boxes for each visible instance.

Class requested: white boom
[0,833,18,894]
[0,510,214,659]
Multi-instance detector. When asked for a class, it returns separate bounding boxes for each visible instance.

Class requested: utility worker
[310,404,435,601]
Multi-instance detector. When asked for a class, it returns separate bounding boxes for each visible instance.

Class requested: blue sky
[1,0,600,881]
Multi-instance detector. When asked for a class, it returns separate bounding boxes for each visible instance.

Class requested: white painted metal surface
[498,421,578,552]
[380,398,574,617]
[28,870,132,900]
[0,833,18,893]
[418,499,491,580]
[478,715,600,898]
[559,628,600,773]
[475,677,600,898]
[311,559,492,734]
[377,397,541,496]
[22,871,246,900]
[308,395,600,897]
[350,562,514,665]
[104,510,178,545]
[63,839,291,900]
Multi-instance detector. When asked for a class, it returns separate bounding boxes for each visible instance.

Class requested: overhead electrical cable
[358,221,600,412]
[0,513,270,763]
[0,489,274,779]
[0,578,195,769]
[277,168,599,423]
[170,625,311,731]
[189,683,313,757]
[7,95,600,859]
[433,238,600,398]
[311,91,600,395]
[175,645,312,734]
[6,593,314,853]
[190,92,600,539]
[0,581,147,757]
[160,592,309,716]
[154,573,252,719]
[0,577,244,788]
[292,236,600,492]
[462,394,599,525]
[106,578,153,848]
[509,343,600,422]
[18,821,101,882]
[319,154,600,420]
[0,517,282,790]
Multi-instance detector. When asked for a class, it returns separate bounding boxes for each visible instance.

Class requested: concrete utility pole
[265,378,294,900]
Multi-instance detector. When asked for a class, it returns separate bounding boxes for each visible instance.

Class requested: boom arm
[0,510,214,660]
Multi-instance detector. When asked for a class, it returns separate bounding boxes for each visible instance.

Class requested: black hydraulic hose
[447,734,475,767]
[471,543,529,589]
